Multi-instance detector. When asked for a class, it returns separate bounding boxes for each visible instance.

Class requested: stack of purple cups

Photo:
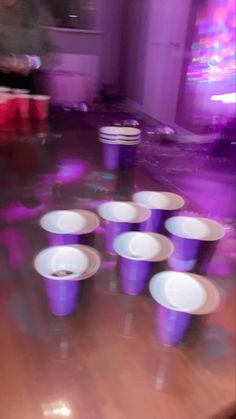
[99,126,141,170]
[132,191,185,233]
[114,232,174,295]
[34,245,101,316]
[165,216,225,272]
[39,209,100,246]
[97,201,151,255]
[149,271,221,346]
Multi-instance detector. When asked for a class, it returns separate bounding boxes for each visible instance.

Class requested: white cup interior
[164,274,207,311]
[114,232,173,261]
[129,234,161,259]
[149,271,206,311]
[98,201,150,223]
[58,212,86,233]
[165,216,225,241]
[183,218,210,238]
[40,210,98,234]
[114,203,139,222]
[133,191,185,210]
[70,245,101,280]
[99,126,141,136]
[34,246,89,280]
[100,135,140,140]
[40,211,86,234]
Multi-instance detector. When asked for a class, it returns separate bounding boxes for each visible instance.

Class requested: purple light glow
[101,260,117,270]
[178,0,236,130]
[0,202,45,223]
[56,160,87,183]
[188,0,235,83]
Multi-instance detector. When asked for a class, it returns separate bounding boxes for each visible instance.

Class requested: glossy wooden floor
[0,110,235,419]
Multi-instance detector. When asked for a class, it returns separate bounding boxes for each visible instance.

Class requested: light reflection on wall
[187,0,235,83]
[177,0,236,132]
[56,160,88,184]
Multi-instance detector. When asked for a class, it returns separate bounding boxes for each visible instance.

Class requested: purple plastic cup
[44,278,80,316]
[120,257,151,295]
[169,235,201,271]
[102,143,120,170]
[149,271,221,346]
[133,191,185,233]
[165,216,225,272]
[114,232,174,296]
[98,201,151,255]
[48,232,80,246]
[139,209,164,232]
[34,246,89,316]
[156,304,192,345]
[99,126,141,171]
[40,210,100,247]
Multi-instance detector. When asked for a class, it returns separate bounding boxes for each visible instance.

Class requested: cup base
[45,278,80,316]
[48,298,78,316]
[156,304,192,346]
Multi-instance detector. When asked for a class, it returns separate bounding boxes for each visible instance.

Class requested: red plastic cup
[32,95,50,119]
[0,98,8,126]
[15,94,31,118]
[3,94,17,120]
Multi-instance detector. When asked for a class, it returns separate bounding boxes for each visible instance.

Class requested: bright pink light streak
[211,92,236,103]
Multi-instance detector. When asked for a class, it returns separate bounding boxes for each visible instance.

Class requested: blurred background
[36,0,235,133]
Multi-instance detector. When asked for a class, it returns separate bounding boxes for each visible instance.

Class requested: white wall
[120,0,151,105]
[143,0,192,125]
[99,0,124,87]
[121,0,192,126]
[44,0,124,90]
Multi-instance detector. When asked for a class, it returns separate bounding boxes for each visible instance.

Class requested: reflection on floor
[0,108,235,419]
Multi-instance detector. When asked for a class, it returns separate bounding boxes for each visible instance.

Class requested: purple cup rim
[39,209,100,235]
[97,201,151,223]
[165,216,225,241]
[114,232,174,261]
[149,271,221,315]
[99,126,141,136]
[33,245,89,281]
[132,191,185,210]
[69,244,101,280]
